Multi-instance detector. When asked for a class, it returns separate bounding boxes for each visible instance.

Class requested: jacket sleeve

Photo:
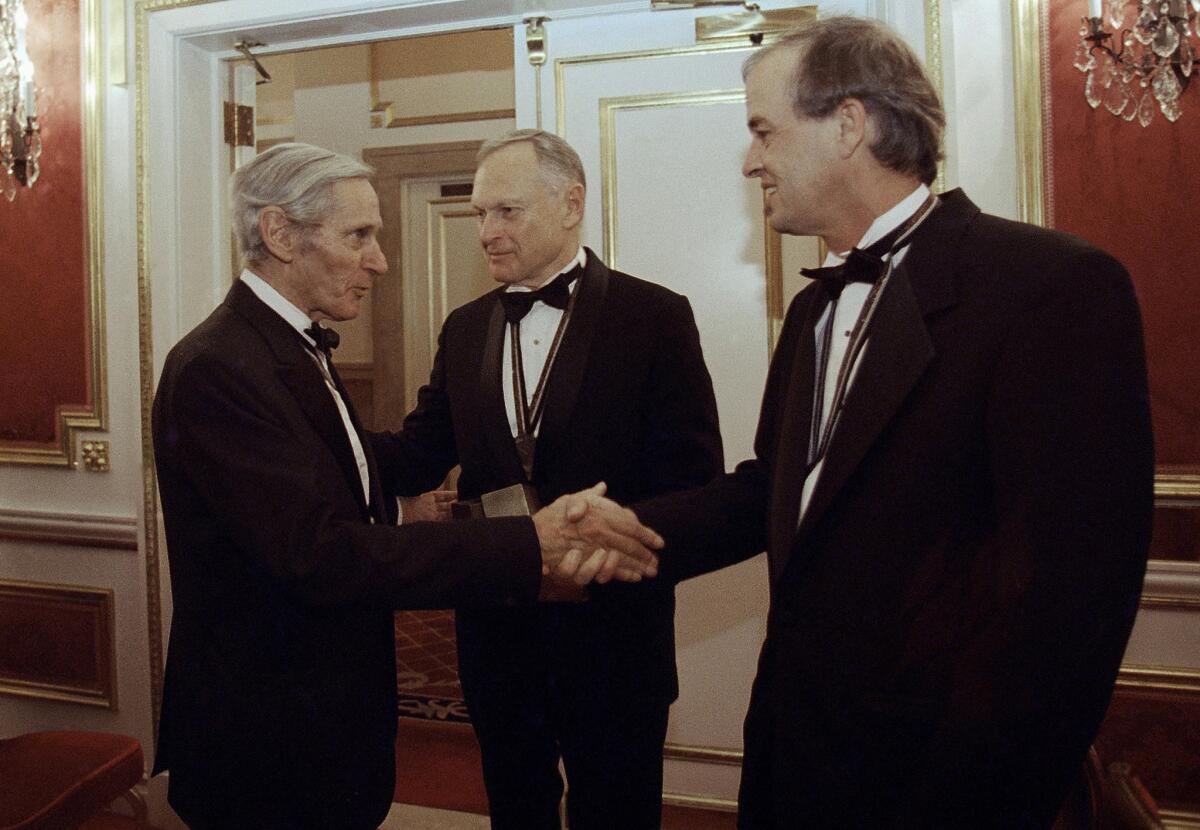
[156,349,541,612]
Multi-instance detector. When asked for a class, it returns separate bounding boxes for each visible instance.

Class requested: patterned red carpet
[394,610,469,723]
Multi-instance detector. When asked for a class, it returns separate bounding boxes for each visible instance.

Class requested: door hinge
[223,102,255,147]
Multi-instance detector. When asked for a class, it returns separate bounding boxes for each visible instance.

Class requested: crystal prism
[1104,77,1131,115]
[1074,40,1096,73]
[1085,69,1102,108]
[1152,17,1181,57]
[1136,7,1157,44]
[1182,41,1195,77]
[1137,90,1156,125]
[1108,0,1127,28]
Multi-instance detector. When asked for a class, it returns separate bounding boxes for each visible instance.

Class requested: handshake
[403,483,662,594]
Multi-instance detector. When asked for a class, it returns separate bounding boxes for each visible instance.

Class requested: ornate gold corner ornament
[0,0,108,467]
[1011,0,1046,227]
[80,439,110,472]
[598,88,745,269]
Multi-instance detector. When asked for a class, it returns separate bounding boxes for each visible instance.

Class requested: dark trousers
[457,608,672,830]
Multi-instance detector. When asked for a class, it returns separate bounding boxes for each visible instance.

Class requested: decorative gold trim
[598,89,744,267]
[376,107,516,129]
[1116,664,1200,696]
[109,0,128,86]
[80,440,110,472]
[1011,0,1045,227]
[1,0,108,467]
[664,742,743,765]
[695,6,818,45]
[555,40,757,138]
[1156,473,1200,503]
[661,792,738,812]
[924,0,947,193]
[0,508,138,550]
[1161,808,1200,830]
[0,580,117,709]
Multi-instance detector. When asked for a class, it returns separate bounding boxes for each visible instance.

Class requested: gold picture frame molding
[0,0,109,467]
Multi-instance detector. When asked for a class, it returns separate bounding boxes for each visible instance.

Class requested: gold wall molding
[134,0,218,743]
[924,0,947,193]
[1,0,109,467]
[1011,0,1046,227]
[555,39,757,138]
[1116,664,1200,697]
[1141,561,1200,609]
[1156,473,1200,504]
[0,580,117,708]
[598,88,744,269]
[664,742,743,766]
[662,791,738,812]
[1160,808,1200,830]
[0,508,138,550]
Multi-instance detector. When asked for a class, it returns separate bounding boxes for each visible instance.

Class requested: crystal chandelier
[1075,0,1198,126]
[1,0,40,201]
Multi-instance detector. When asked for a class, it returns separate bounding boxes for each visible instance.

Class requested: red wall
[1046,1,1200,471]
[0,0,89,448]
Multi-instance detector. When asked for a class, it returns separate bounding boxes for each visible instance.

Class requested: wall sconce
[1,0,41,200]
[1076,0,1198,126]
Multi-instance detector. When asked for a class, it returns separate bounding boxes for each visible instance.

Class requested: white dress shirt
[500,246,587,438]
[797,184,931,523]
[240,269,372,508]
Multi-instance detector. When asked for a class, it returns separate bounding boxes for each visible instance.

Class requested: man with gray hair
[150,141,664,830]
[632,16,1153,827]
[372,129,723,829]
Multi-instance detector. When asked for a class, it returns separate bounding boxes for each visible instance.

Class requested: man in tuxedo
[633,17,1154,828]
[371,130,723,829]
[150,142,663,830]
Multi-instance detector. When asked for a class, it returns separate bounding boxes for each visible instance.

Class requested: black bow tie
[800,194,937,299]
[498,266,582,324]
[799,223,910,299]
[304,322,340,357]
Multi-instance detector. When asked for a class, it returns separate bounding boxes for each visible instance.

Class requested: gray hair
[231,142,373,265]
[744,16,944,184]
[476,129,586,193]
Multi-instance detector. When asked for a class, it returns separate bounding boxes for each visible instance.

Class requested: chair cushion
[0,731,143,830]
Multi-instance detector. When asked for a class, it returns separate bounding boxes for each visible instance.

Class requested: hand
[532,482,663,585]
[399,489,456,524]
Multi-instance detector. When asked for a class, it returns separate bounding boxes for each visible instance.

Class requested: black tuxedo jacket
[635,191,1154,827]
[372,249,723,705]
[151,279,542,830]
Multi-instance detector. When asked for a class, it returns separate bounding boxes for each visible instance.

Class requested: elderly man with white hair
[150,142,662,830]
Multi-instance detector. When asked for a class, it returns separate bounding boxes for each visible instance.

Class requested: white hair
[231,143,373,265]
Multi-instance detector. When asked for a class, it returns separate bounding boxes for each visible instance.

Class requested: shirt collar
[507,246,587,293]
[826,183,931,266]
[239,268,319,346]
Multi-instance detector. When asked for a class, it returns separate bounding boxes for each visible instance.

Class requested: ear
[561,182,585,230]
[834,97,870,160]
[259,206,298,263]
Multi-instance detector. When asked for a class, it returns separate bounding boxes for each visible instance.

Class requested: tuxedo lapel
[226,280,373,520]
[793,270,934,542]
[766,287,825,585]
[533,252,609,478]
[790,190,976,547]
[479,295,529,483]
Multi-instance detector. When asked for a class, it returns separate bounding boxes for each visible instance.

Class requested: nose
[365,238,388,275]
[479,212,500,246]
[742,143,762,180]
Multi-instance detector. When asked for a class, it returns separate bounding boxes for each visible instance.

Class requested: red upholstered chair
[0,731,146,830]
